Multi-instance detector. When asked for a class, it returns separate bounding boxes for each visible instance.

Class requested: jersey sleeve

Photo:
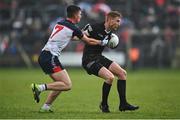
[72,27,83,39]
[82,24,94,36]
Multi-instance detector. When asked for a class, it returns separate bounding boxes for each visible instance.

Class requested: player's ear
[73,14,77,19]
[73,11,79,19]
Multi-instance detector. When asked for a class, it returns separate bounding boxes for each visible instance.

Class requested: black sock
[102,82,112,105]
[117,80,127,105]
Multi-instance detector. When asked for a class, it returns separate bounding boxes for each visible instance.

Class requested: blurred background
[0,0,180,69]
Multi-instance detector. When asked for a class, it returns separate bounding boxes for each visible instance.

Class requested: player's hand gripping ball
[107,33,119,49]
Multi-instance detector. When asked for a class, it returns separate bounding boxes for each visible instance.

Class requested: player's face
[108,17,121,31]
[74,11,82,23]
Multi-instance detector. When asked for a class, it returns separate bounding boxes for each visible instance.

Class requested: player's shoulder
[57,19,79,31]
[93,22,104,26]
[84,22,104,32]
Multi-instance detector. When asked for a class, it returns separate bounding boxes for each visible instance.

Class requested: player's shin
[117,80,127,105]
[117,79,139,111]
[100,81,112,113]
[102,82,112,105]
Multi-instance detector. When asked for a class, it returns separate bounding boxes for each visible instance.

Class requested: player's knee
[107,74,115,84]
[110,74,115,81]
[65,81,72,91]
[118,70,127,80]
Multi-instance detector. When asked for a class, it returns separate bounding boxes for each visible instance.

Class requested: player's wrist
[100,40,108,46]
[99,40,103,46]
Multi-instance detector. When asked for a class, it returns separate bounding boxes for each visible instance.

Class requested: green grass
[0,68,180,119]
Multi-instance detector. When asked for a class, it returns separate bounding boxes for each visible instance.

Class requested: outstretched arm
[73,34,108,46]
[83,34,109,46]
[81,34,101,45]
[73,23,108,46]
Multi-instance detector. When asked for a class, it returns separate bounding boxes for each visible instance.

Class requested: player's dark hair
[66,5,81,18]
[107,11,122,18]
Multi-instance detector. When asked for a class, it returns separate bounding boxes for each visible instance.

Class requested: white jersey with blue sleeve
[42,19,83,56]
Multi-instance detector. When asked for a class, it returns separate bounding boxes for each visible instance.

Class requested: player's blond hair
[107,11,122,18]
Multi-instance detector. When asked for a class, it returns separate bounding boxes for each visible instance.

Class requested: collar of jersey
[66,18,74,24]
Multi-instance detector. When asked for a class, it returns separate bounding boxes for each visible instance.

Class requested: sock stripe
[44,84,47,90]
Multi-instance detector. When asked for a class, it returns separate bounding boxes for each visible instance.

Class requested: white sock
[38,84,47,92]
[42,104,51,110]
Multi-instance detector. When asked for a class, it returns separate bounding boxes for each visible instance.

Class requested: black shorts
[38,50,64,74]
[82,55,113,76]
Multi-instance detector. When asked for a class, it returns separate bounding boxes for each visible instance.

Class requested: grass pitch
[0,68,180,119]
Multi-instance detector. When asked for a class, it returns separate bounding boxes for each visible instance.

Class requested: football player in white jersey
[31,5,109,112]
